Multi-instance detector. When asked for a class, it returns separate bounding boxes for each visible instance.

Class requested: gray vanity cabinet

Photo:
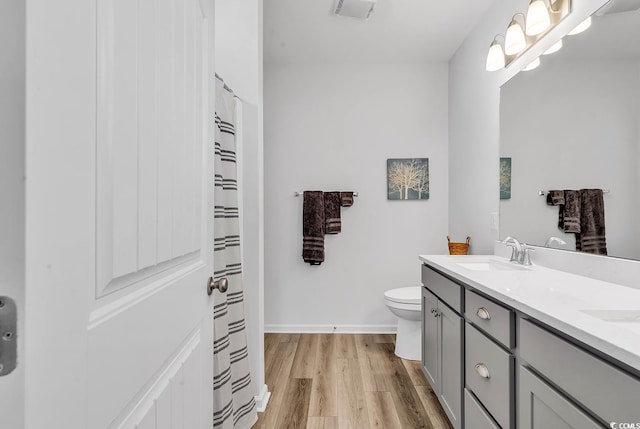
[518,366,601,429]
[421,259,640,429]
[421,267,463,429]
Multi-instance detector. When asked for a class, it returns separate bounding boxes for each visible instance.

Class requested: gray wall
[264,62,449,331]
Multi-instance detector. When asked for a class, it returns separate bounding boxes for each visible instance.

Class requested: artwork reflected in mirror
[499,7,640,260]
[500,158,512,200]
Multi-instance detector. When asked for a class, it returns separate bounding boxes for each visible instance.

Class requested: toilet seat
[384,287,421,305]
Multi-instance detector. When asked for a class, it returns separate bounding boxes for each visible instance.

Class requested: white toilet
[384,287,422,361]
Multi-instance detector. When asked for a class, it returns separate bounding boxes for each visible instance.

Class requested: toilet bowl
[384,287,422,361]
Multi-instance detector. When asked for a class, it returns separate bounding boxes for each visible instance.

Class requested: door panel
[91,0,209,426]
[24,0,214,427]
[96,0,204,298]
[87,268,206,427]
[116,330,202,428]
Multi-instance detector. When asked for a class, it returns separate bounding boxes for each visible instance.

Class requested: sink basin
[580,309,640,322]
[455,259,530,272]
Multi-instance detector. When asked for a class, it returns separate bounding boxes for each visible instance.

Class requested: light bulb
[523,57,541,71]
[505,19,526,55]
[568,16,592,36]
[526,0,551,36]
[486,40,505,72]
[542,39,562,55]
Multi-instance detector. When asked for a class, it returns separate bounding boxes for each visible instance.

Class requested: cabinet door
[519,367,601,429]
[422,288,440,390]
[440,302,463,429]
[465,389,500,429]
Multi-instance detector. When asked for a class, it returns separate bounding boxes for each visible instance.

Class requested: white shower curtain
[213,78,257,429]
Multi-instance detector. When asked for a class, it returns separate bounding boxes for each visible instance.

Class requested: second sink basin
[455,259,530,272]
[580,309,640,322]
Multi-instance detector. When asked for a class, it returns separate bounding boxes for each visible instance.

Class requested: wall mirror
[499,5,640,260]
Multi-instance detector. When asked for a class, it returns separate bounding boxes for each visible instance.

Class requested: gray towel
[546,190,565,206]
[340,192,354,207]
[576,189,607,255]
[560,190,581,234]
[302,191,325,265]
[324,192,342,234]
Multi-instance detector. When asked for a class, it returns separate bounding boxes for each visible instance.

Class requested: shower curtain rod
[294,191,359,197]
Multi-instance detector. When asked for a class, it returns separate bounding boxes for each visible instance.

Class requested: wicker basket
[447,236,470,255]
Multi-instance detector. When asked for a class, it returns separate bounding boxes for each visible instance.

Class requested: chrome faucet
[544,236,567,248]
[502,236,535,265]
[502,236,522,263]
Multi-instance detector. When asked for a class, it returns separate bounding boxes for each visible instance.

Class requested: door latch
[0,296,17,376]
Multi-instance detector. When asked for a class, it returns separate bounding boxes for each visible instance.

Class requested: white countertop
[419,254,640,373]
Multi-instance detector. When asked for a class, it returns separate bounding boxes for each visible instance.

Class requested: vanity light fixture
[526,0,563,35]
[486,36,506,71]
[526,0,552,35]
[485,0,570,72]
[523,57,541,71]
[542,39,563,55]
[505,14,527,55]
[567,16,592,35]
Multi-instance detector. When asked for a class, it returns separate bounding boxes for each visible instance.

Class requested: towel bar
[294,191,359,197]
[538,189,609,196]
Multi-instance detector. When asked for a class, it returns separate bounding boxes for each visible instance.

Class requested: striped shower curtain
[213,78,257,429]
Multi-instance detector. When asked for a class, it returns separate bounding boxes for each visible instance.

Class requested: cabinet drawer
[464,389,500,429]
[520,318,640,423]
[421,264,463,313]
[465,289,514,349]
[466,323,514,429]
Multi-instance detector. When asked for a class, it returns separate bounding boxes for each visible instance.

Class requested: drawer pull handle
[476,307,491,320]
[474,363,491,379]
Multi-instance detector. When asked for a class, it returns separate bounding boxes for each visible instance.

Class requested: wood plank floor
[254,333,454,429]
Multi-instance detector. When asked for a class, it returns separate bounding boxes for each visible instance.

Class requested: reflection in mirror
[499,5,640,260]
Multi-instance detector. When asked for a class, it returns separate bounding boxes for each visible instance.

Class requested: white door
[19,0,216,427]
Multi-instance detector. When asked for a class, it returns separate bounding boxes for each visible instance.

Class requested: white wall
[501,59,640,260]
[448,0,610,254]
[215,0,267,408]
[0,1,24,427]
[264,63,449,331]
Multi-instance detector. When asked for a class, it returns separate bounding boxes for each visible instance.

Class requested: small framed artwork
[387,158,429,200]
[500,157,512,200]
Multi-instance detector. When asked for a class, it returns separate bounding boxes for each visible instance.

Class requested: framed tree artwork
[387,158,429,200]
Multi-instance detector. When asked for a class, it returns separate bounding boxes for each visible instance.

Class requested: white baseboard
[264,324,397,334]
[254,383,270,413]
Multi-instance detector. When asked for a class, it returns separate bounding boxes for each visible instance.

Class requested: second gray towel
[324,192,342,234]
[560,190,581,234]
[576,189,607,255]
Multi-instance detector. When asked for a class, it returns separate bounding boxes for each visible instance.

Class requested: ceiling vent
[334,0,377,20]
[596,0,640,15]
